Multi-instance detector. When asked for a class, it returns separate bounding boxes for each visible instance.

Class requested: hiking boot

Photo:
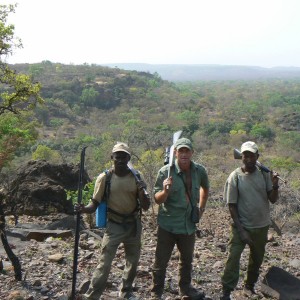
[243,284,256,297]
[118,291,140,300]
[76,295,88,300]
[180,286,205,299]
[219,290,231,300]
[150,292,162,300]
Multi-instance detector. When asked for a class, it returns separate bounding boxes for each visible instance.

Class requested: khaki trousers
[85,219,142,300]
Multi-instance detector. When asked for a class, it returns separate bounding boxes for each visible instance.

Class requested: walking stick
[70,146,87,300]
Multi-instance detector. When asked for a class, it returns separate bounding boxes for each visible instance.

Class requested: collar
[174,159,196,175]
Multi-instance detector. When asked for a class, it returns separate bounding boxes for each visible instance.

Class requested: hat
[174,138,193,151]
[241,141,258,153]
[112,142,131,156]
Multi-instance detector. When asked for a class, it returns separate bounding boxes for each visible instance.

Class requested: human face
[242,151,258,172]
[175,147,193,170]
[112,151,130,169]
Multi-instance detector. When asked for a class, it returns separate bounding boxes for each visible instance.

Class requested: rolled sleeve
[92,172,106,202]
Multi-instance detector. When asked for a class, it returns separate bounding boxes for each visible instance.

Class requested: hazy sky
[3,0,300,67]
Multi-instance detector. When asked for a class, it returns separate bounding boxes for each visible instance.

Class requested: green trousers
[151,226,195,296]
[221,225,269,292]
[84,219,142,300]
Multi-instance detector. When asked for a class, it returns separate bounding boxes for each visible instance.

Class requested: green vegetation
[1,4,300,210]
[0,4,42,170]
[4,61,300,198]
[66,180,95,206]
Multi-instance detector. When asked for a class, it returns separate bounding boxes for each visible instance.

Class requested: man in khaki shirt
[75,142,150,300]
[220,141,279,300]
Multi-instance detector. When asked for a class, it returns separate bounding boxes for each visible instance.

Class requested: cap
[240,141,258,154]
[174,138,193,151]
[112,142,131,156]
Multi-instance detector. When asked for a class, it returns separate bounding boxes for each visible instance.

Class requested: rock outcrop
[4,160,90,216]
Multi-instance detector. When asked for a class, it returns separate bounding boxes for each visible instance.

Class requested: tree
[0,5,41,280]
[0,112,38,169]
[0,4,43,170]
[80,86,99,107]
[32,145,62,163]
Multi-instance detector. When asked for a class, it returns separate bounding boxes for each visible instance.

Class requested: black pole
[70,146,87,300]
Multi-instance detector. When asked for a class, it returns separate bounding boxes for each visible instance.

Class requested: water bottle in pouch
[96,201,107,228]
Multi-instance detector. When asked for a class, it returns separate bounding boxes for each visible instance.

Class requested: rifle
[165,130,183,189]
[70,146,87,300]
[127,161,150,200]
[233,148,286,183]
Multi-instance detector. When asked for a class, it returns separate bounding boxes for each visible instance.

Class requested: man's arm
[74,199,98,214]
[199,187,209,209]
[74,172,105,214]
[228,203,253,246]
[137,180,151,211]
[154,190,168,204]
[154,176,172,204]
[199,187,209,218]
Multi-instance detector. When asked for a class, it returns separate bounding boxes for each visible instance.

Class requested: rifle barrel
[256,161,286,183]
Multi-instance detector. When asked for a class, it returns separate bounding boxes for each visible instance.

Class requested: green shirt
[154,160,209,235]
[224,167,273,228]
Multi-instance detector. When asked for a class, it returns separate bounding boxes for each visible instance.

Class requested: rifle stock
[127,162,150,198]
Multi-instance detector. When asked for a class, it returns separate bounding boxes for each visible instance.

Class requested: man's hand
[163,177,173,191]
[271,171,280,186]
[199,208,205,220]
[74,203,84,213]
[239,228,253,246]
[137,180,147,191]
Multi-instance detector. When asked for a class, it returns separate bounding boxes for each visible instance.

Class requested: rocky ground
[0,206,300,300]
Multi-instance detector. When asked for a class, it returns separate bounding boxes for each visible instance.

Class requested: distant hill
[103,63,300,82]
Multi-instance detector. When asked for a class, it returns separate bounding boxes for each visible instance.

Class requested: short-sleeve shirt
[154,160,209,235]
[224,167,273,228]
[93,171,138,215]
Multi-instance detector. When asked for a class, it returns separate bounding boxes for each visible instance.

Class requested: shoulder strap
[179,174,194,207]
[234,167,267,194]
[233,170,239,199]
[103,169,113,202]
[260,168,269,190]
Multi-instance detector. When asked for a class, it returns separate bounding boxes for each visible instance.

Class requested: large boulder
[5,160,90,216]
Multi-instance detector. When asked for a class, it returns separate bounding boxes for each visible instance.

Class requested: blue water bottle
[96,201,107,228]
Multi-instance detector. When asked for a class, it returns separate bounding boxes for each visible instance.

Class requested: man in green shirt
[151,138,210,300]
[220,141,280,300]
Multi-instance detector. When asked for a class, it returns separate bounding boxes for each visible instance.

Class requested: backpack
[95,169,141,228]
[95,169,112,228]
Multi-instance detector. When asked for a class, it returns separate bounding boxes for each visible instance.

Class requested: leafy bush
[66,180,95,206]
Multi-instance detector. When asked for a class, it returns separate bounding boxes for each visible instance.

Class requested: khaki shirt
[224,167,273,228]
[93,171,138,217]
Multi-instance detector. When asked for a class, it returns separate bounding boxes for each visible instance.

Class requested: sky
[2,0,300,68]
